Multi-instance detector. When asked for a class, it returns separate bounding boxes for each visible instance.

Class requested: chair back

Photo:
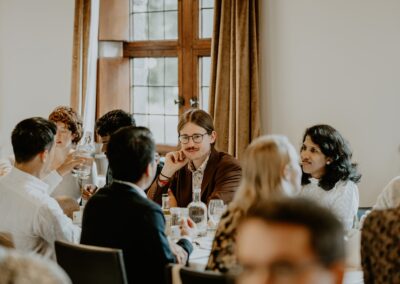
[165,264,234,284]
[55,240,128,284]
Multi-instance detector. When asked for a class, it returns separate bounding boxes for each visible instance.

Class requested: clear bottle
[162,193,171,236]
[72,131,95,180]
[188,187,207,237]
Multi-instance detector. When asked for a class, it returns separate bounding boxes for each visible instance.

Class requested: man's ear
[39,149,49,163]
[144,161,156,178]
[210,131,217,144]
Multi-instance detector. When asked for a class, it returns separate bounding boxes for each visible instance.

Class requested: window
[124,0,214,145]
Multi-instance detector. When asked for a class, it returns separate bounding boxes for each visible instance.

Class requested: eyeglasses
[178,133,209,144]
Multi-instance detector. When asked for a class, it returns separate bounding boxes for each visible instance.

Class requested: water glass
[208,199,225,225]
[170,207,182,226]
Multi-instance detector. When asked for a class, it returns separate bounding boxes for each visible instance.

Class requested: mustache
[184,147,199,151]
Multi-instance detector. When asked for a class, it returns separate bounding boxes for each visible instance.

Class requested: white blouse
[300,178,359,231]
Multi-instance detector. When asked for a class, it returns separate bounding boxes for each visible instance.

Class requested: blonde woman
[206,135,302,273]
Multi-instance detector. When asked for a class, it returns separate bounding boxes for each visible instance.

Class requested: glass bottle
[162,193,171,236]
[188,187,207,237]
[72,131,95,180]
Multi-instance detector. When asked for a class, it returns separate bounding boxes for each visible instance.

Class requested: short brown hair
[49,106,83,144]
[177,109,214,134]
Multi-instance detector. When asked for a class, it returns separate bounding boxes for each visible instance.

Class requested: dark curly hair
[95,109,136,137]
[48,106,83,144]
[301,124,361,191]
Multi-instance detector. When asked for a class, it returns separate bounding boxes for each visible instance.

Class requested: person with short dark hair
[81,110,136,200]
[152,109,242,207]
[299,124,361,231]
[80,126,195,284]
[236,198,345,284]
[95,109,136,183]
[95,109,136,153]
[0,106,88,200]
[0,117,80,258]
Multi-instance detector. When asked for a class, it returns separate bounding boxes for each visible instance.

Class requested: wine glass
[208,199,225,228]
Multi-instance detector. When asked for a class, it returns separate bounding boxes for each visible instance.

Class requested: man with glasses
[152,109,242,207]
[236,198,345,284]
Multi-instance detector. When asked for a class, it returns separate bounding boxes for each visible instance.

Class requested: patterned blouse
[206,206,243,272]
[361,206,400,284]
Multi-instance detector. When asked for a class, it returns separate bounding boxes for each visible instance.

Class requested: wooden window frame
[123,0,211,112]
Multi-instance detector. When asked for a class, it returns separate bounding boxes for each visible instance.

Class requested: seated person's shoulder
[387,176,400,191]
[217,151,241,169]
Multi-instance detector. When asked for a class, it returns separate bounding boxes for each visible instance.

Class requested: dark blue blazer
[80,182,192,284]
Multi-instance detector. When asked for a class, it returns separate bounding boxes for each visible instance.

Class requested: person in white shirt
[299,124,361,231]
[0,117,81,259]
[0,106,97,200]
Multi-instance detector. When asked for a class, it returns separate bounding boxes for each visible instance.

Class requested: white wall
[260,0,400,206]
[0,0,74,156]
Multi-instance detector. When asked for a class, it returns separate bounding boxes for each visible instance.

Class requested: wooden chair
[165,264,234,284]
[55,240,128,284]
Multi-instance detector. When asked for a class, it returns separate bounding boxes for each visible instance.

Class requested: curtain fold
[209,0,260,159]
[70,0,100,134]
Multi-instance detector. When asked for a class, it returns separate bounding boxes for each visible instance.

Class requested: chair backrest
[165,264,234,284]
[55,240,128,284]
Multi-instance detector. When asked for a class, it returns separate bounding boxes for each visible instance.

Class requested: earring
[326,161,331,165]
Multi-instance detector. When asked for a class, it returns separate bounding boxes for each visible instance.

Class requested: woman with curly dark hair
[299,124,361,231]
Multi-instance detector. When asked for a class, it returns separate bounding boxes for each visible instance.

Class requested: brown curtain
[70,0,91,115]
[70,0,99,133]
[209,0,260,159]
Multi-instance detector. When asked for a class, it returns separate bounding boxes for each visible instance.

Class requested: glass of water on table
[208,199,225,230]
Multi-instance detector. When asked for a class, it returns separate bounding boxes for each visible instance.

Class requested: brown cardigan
[153,148,242,207]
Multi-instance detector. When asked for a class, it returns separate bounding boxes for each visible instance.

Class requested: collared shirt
[113,179,147,199]
[188,154,210,191]
[0,167,81,259]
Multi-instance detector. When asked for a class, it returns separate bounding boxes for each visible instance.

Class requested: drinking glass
[208,199,225,226]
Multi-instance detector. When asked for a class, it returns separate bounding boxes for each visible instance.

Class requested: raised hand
[56,151,86,177]
[161,150,189,178]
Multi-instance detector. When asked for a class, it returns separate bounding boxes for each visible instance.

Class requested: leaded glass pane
[149,115,165,144]
[132,87,149,113]
[131,57,179,145]
[165,116,179,145]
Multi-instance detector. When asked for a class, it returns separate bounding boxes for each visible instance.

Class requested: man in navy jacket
[80,126,194,284]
